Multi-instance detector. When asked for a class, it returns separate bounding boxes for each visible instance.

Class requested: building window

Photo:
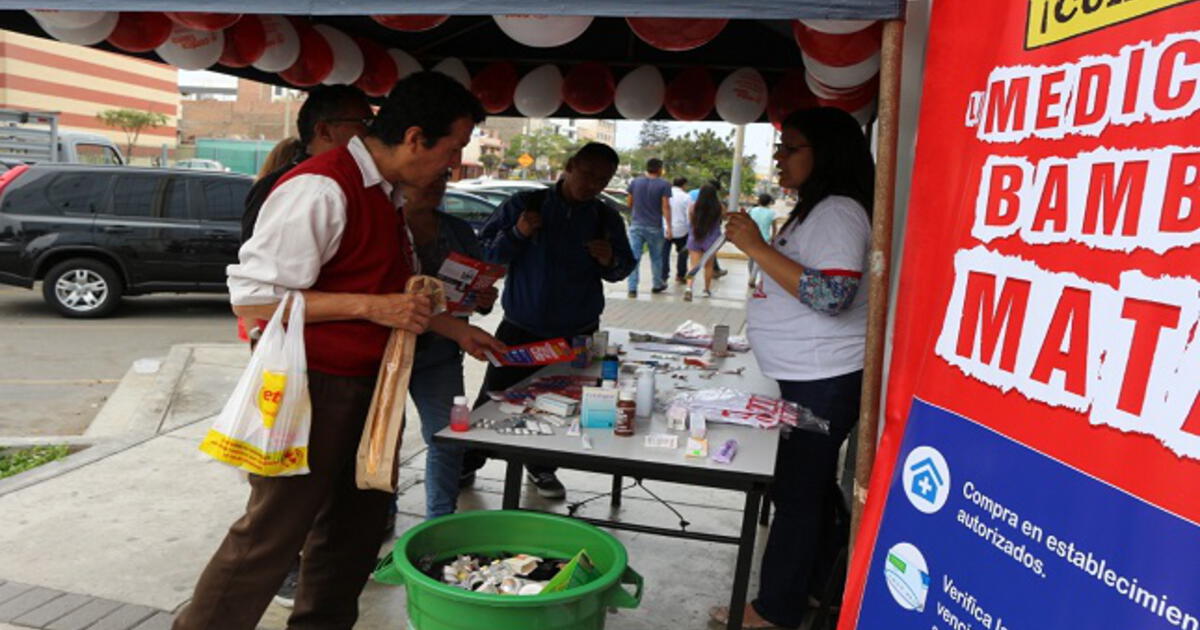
[272,86,301,101]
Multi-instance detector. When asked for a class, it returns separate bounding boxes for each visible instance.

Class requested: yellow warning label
[1026,0,1196,49]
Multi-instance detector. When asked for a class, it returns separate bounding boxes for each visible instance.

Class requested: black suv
[0,164,252,317]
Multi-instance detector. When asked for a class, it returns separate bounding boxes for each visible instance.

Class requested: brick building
[179,79,303,142]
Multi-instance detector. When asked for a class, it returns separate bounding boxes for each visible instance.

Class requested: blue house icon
[908,457,944,503]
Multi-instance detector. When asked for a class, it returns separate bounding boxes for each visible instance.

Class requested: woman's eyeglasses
[774,143,812,155]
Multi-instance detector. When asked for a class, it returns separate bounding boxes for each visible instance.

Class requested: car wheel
[42,258,123,318]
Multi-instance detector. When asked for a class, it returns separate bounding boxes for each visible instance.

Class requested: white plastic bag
[199,291,311,476]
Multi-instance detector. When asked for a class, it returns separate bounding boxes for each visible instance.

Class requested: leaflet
[435,251,506,315]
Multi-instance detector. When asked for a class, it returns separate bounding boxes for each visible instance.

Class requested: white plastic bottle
[635,367,656,418]
[450,395,471,432]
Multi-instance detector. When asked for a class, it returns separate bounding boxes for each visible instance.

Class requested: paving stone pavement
[0,256,772,630]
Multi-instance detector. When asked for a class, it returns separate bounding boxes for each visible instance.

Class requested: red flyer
[484,338,576,368]
[435,251,506,315]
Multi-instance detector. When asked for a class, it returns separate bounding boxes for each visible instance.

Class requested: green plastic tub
[375,510,643,630]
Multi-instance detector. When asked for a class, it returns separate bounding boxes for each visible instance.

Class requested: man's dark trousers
[172,371,391,630]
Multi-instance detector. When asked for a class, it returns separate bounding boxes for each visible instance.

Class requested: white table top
[435,329,781,485]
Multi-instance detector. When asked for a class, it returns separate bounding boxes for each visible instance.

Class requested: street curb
[0,346,195,498]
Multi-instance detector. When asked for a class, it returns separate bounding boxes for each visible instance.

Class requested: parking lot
[0,286,235,437]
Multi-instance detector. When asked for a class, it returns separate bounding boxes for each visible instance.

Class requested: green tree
[96,108,168,161]
[479,153,500,176]
[659,129,758,198]
[637,120,670,149]
[506,129,577,179]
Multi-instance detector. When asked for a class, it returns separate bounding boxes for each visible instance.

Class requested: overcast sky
[180,70,779,178]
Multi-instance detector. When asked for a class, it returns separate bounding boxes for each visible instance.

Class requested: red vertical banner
[841,1,1200,628]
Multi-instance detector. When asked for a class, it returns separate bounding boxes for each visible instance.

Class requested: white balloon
[801,50,881,89]
[388,49,422,81]
[514,65,563,118]
[799,19,876,35]
[33,11,116,46]
[494,15,592,48]
[614,65,664,120]
[156,25,223,71]
[28,10,106,30]
[313,25,364,86]
[253,15,300,73]
[715,67,767,124]
[432,57,471,89]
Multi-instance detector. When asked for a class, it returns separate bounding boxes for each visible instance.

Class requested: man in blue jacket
[462,142,635,499]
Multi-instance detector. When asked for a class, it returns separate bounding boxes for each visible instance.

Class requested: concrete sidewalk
[0,259,773,630]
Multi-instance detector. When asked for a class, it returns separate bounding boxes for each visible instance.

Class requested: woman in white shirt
[711,107,875,629]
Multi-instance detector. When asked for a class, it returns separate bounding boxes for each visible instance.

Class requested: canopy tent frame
[0,5,907,625]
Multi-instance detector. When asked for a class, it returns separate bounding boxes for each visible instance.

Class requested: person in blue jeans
[625,158,672,297]
[404,177,500,518]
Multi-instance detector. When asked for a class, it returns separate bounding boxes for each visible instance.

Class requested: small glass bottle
[600,343,620,383]
[615,389,636,437]
[450,395,470,432]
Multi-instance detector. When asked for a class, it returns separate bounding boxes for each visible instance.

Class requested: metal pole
[851,19,905,550]
[727,124,746,212]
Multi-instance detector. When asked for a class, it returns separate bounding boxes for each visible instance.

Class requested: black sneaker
[459,470,477,489]
[651,286,667,294]
[272,565,300,609]
[527,471,566,500]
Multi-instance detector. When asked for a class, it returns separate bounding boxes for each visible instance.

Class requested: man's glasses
[325,117,374,127]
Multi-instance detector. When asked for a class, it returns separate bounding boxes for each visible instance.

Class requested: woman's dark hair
[781,107,875,228]
[757,193,774,206]
[368,71,485,148]
[691,184,723,240]
[672,177,688,187]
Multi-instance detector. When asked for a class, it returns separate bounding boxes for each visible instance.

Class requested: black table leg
[728,485,764,630]
[611,474,623,507]
[502,459,522,510]
[759,492,771,527]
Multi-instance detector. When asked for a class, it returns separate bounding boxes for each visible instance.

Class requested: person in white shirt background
[661,176,692,285]
[712,107,875,629]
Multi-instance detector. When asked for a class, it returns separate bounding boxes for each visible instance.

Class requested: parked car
[440,190,498,232]
[0,163,253,317]
[174,159,230,172]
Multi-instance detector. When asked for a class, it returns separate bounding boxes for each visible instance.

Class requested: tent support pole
[851,17,905,551]
[728,124,746,212]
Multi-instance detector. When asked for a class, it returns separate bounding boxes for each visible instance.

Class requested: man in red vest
[173,72,502,630]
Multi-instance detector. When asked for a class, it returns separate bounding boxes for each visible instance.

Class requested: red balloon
[107,12,173,53]
[562,62,615,115]
[218,15,265,68]
[792,20,882,67]
[371,15,449,32]
[165,12,242,31]
[626,18,727,52]
[353,36,399,97]
[471,62,519,114]
[767,69,818,129]
[664,67,716,121]
[278,18,333,87]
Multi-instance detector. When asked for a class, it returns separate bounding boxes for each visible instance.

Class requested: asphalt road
[0,285,236,437]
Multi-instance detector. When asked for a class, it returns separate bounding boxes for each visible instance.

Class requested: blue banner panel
[857,399,1200,630]
[0,1,904,20]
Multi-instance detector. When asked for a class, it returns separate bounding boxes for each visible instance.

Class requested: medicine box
[534,393,579,417]
[580,386,618,428]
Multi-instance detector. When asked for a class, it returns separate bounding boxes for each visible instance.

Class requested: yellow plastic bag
[200,291,310,476]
